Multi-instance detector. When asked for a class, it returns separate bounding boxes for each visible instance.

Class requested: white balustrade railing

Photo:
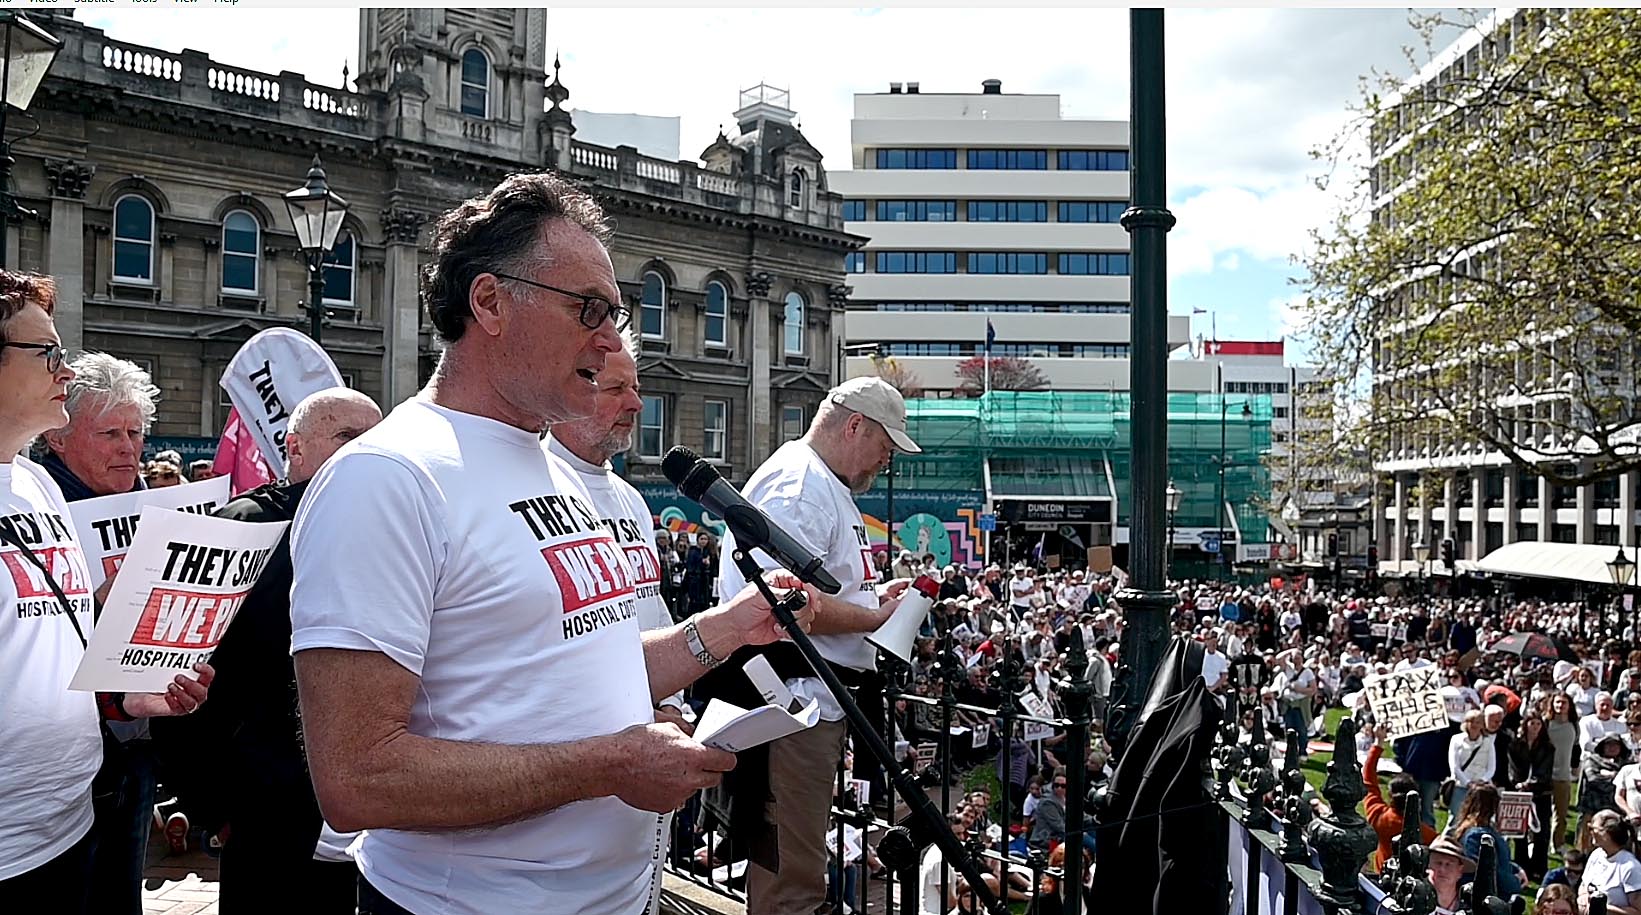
[208,67,280,102]
[101,43,183,81]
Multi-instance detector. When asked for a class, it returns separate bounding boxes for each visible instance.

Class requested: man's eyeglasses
[491,272,631,332]
[1,342,67,373]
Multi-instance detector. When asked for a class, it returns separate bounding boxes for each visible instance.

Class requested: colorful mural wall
[636,484,988,569]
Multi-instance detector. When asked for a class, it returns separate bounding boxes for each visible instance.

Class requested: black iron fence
[661,629,1541,915]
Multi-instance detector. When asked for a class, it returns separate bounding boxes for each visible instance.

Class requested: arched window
[460,48,490,117]
[113,195,155,283]
[789,169,805,208]
[704,280,728,348]
[221,210,260,294]
[640,271,666,339]
[783,291,805,356]
[322,231,356,307]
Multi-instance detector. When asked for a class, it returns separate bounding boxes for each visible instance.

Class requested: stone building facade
[12,9,858,484]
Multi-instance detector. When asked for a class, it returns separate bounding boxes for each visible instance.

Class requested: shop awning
[1474,541,1636,586]
[987,454,1112,500]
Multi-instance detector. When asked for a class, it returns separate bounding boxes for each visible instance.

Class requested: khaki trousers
[746,718,849,915]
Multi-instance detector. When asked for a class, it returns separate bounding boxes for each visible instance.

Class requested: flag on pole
[983,319,995,400]
[1191,307,1207,315]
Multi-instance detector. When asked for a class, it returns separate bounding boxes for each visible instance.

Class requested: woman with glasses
[1536,883,1576,915]
[0,269,211,914]
[1582,810,1641,915]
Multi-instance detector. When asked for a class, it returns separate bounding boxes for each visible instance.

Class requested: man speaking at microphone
[288,174,816,915]
[714,376,922,914]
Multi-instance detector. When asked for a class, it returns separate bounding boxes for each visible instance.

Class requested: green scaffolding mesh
[872,390,1274,534]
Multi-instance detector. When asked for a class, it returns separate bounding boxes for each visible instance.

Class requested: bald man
[152,387,383,915]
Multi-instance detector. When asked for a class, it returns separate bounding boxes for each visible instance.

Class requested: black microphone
[662,446,842,594]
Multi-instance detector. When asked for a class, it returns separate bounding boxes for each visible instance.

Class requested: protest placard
[971,722,991,749]
[70,506,288,693]
[1019,689,1056,742]
[1361,667,1448,741]
[68,476,231,590]
[1496,790,1536,838]
[915,743,937,773]
[219,328,343,477]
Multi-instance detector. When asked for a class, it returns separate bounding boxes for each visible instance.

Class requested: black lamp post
[1101,9,1176,909]
[0,11,62,269]
[1609,545,1637,641]
[1412,540,1430,597]
[1329,510,1342,588]
[283,155,350,344]
[1165,481,1182,580]
[1217,398,1253,581]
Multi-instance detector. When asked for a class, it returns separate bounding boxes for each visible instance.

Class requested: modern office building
[827,80,1209,396]
[1366,9,1641,572]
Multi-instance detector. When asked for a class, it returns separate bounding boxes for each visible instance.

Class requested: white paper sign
[69,506,288,693]
[219,328,344,476]
[695,697,821,753]
[68,477,232,590]
[1362,667,1448,741]
[971,722,991,749]
[825,823,864,865]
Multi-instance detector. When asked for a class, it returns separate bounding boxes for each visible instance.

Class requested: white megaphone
[867,574,941,663]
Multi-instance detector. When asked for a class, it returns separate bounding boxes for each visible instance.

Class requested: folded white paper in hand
[693,655,821,752]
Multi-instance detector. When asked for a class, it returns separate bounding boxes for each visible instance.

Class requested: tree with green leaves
[1300,8,1641,487]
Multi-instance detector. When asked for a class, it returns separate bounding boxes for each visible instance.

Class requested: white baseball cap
[828,377,921,453]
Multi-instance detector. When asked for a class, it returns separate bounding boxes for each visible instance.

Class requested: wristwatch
[685,620,723,669]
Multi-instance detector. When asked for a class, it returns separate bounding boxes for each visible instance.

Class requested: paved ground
[141,829,220,915]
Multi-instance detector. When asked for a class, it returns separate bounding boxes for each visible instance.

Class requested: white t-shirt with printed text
[0,456,102,881]
[716,440,878,722]
[544,434,678,915]
[291,400,655,915]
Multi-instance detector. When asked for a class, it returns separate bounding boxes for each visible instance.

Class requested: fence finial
[1306,716,1379,913]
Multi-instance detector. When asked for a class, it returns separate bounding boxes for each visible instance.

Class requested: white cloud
[1168,183,1322,279]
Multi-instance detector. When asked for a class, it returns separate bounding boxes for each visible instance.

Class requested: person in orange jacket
[1364,740,1439,870]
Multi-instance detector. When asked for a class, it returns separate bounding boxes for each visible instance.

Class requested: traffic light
[1441,538,1456,569]
[1328,533,1339,557]
[1367,544,1379,581]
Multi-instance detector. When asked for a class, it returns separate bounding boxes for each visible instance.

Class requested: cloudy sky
[82,7,1463,353]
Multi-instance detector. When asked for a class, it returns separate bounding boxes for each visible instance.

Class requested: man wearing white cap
[714,376,921,914]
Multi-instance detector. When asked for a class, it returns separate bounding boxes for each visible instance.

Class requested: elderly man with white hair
[37,351,168,915]
[154,386,383,915]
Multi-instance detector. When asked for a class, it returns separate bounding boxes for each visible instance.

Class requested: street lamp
[283,155,350,344]
[1328,510,1342,589]
[1609,546,1637,640]
[1412,540,1430,596]
[0,11,62,269]
[1217,398,1254,581]
[1165,481,1182,580]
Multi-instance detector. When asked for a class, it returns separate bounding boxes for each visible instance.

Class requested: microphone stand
[730,548,1007,915]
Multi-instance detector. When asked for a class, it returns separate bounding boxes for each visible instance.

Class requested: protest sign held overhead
[67,476,231,590]
[219,327,344,477]
[70,506,288,694]
[1361,666,1448,741]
